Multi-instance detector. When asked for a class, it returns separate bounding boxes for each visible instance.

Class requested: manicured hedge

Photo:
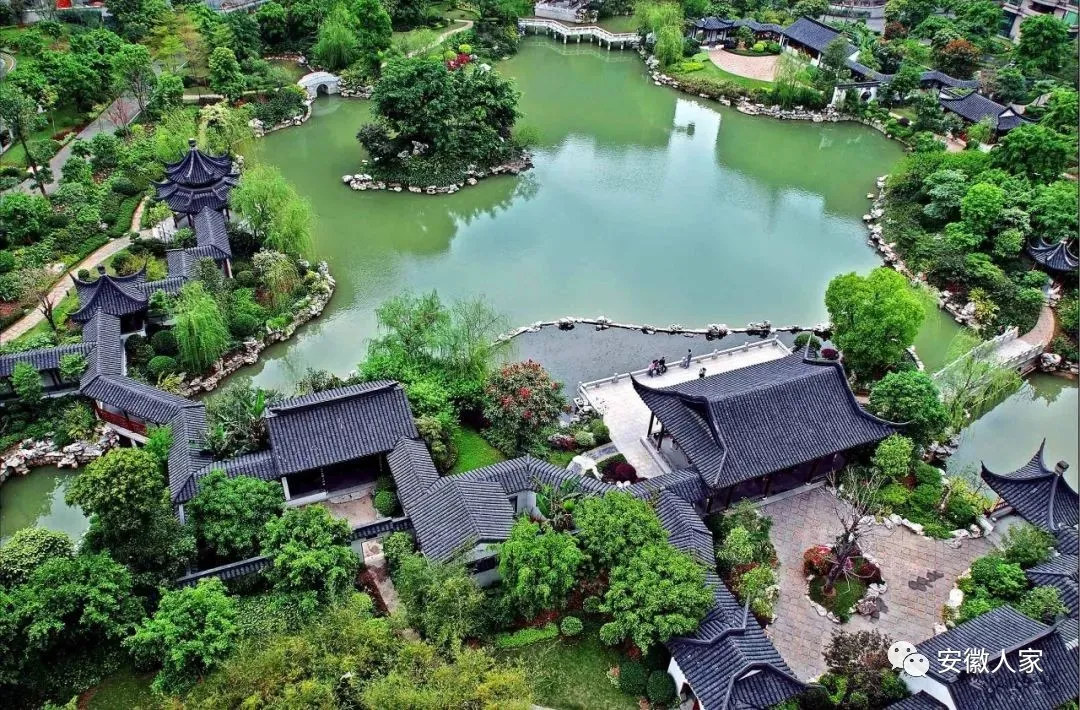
[494,622,559,649]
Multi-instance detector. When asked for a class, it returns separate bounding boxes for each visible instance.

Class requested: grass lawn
[268,58,309,82]
[450,426,506,474]
[891,106,917,121]
[809,576,867,623]
[14,290,78,344]
[496,628,638,710]
[683,54,774,90]
[0,104,87,167]
[84,665,161,710]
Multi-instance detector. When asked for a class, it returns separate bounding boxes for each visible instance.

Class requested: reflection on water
[948,375,1079,492]
[244,38,904,393]
[0,466,89,543]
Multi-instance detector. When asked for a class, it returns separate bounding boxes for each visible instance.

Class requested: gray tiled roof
[1026,554,1079,618]
[142,276,188,296]
[454,454,609,496]
[1057,528,1079,555]
[668,571,803,710]
[70,269,149,323]
[1027,239,1079,274]
[946,624,1078,710]
[167,405,213,500]
[176,555,270,587]
[193,207,232,259]
[81,374,201,425]
[887,692,948,710]
[919,70,980,90]
[916,606,1049,683]
[175,450,279,504]
[0,342,93,377]
[407,476,516,561]
[633,354,898,489]
[629,467,710,503]
[938,91,1029,133]
[80,312,123,386]
[265,381,418,476]
[155,174,238,215]
[654,489,714,564]
[164,141,234,188]
[783,16,847,54]
[981,443,1079,533]
[387,437,440,512]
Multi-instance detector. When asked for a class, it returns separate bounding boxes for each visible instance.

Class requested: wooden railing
[94,406,147,436]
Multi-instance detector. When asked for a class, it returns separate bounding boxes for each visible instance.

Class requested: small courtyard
[707,47,780,82]
[762,487,992,680]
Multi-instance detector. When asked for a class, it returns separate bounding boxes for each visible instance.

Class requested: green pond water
[0,466,88,544]
[2,38,1075,539]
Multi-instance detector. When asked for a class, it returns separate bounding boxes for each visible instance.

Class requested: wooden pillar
[762,474,773,498]
[656,422,664,450]
[724,485,736,508]
[647,411,655,438]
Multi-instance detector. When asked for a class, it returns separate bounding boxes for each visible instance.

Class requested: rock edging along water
[341,154,534,195]
[175,261,335,397]
[0,427,119,486]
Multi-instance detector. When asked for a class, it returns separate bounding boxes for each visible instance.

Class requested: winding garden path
[408,20,474,57]
[0,199,146,344]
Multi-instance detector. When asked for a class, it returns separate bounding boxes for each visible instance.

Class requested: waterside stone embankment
[341,154,534,195]
[0,427,119,485]
[175,261,335,396]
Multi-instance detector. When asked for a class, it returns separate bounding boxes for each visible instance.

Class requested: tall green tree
[481,360,565,454]
[574,492,667,571]
[111,43,157,114]
[824,268,925,378]
[0,529,73,586]
[312,5,361,72]
[257,1,289,48]
[1029,180,1079,244]
[173,281,231,373]
[991,123,1071,183]
[208,46,246,101]
[187,469,285,560]
[960,182,1006,236]
[867,369,949,444]
[66,447,164,533]
[0,84,48,196]
[126,578,238,695]
[230,164,313,257]
[1015,14,1072,74]
[393,550,484,654]
[599,542,712,651]
[351,0,393,75]
[498,519,583,619]
[147,71,185,119]
[261,505,359,604]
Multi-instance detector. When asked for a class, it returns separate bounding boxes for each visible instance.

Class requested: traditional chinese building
[904,606,1079,709]
[1027,238,1079,277]
[632,352,901,508]
[154,139,239,225]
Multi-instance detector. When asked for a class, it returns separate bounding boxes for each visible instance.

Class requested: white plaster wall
[903,674,956,710]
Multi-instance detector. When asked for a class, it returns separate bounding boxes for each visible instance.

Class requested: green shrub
[970,555,1027,600]
[559,615,583,637]
[1018,585,1067,623]
[229,313,262,339]
[375,474,396,493]
[922,522,952,539]
[234,270,256,288]
[647,670,677,704]
[111,176,139,196]
[148,355,179,378]
[589,419,611,444]
[233,592,318,638]
[582,595,602,613]
[494,622,559,649]
[958,591,1001,622]
[0,250,14,274]
[573,430,595,448]
[150,329,178,356]
[1001,523,1056,569]
[382,532,414,573]
[619,660,648,697]
[878,482,911,510]
[909,483,943,511]
[373,490,399,518]
[914,462,942,485]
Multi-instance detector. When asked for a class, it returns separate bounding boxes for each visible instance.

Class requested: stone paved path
[707,48,779,82]
[0,198,145,344]
[762,487,991,680]
[1020,303,1055,349]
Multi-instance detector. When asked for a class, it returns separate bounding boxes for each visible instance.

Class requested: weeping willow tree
[935,331,1023,431]
[266,196,314,259]
[230,163,313,258]
[635,1,683,67]
[253,249,301,311]
[173,282,232,373]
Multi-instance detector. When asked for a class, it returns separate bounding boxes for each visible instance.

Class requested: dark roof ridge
[807,358,906,429]
[676,596,752,647]
[71,266,147,287]
[721,660,806,710]
[268,380,400,415]
[631,374,731,477]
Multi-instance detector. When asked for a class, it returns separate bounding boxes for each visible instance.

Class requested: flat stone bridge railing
[519,17,640,48]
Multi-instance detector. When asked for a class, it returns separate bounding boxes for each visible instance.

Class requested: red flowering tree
[482,360,565,454]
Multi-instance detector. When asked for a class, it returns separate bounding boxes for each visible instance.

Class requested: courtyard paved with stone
[761,487,992,680]
[707,48,780,82]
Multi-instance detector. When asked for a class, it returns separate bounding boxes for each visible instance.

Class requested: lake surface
[243,38,908,391]
[3,38,1075,540]
[0,466,88,543]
